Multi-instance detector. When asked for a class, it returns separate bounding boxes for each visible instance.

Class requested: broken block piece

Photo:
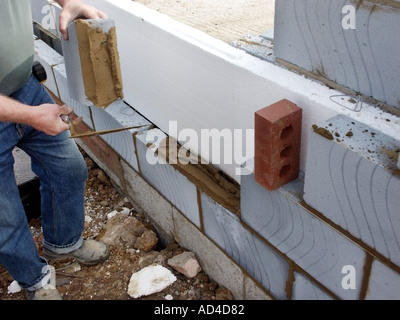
[255,99,302,191]
[168,251,202,278]
[62,18,123,108]
[127,265,177,298]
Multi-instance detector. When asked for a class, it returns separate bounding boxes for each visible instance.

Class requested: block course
[274,0,400,113]
[241,171,365,300]
[36,34,400,300]
[32,3,400,299]
[35,37,270,298]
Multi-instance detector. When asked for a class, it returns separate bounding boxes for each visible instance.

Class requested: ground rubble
[0,149,234,301]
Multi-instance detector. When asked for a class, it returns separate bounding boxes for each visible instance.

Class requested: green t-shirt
[0,0,34,95]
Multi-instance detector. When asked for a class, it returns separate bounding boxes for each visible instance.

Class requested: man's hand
[0,95,72,136]
[28,104,73,136]
[55,0,108,40]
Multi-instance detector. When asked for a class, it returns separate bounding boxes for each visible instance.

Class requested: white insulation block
[304,114,400,266]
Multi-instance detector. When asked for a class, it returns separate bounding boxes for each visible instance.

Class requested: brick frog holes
[255,99,302,191]
[279,126,294,178]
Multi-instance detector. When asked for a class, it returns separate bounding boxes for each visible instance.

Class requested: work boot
[26,284,62,300]
[43,239,110,265]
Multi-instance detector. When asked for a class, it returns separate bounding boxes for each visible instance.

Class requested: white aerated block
[304,114,400,266]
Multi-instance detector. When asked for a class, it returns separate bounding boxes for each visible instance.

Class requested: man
[0,0,110,300]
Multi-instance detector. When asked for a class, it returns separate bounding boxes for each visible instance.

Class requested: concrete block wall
[31,0,400,299]
[242,109,400,300]
[304,115,400,267]
[34,0,400,184]
[274,0,400,114]
[242,169,365,300]
[33,34,272,300]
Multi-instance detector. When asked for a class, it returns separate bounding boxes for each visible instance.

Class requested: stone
[168,251,202,278]
[127,264,177,298]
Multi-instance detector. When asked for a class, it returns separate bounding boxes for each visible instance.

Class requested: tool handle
[32,61,47,84]
[60,114,71,123]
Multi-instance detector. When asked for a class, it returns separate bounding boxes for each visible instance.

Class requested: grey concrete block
[261,28,274,41]
[398,155,400,170]
[76,141,122,188]
[69,100,93,130]
[365,260,400,300]
[121,160,175,246]
[304,114,400,266]
[89,101,151,172]
[51,63,67,102]
[33,38,64,99]
[51,62,94,130]
[230,34,275,63]
[59,21,84,104]
[202,193,289,300]
[274,0,400,111]
[292,272,334,300]
[135,131,201,228]
[173,208,246,300]
[31,0,60,38]
[61,18,123,108]
[241,172,366,300]
[243,276,273,300]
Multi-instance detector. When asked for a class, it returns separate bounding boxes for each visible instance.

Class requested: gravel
[0,148,234,301]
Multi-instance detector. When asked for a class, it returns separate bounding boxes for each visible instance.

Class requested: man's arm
[0,94,72,136]
[54,0,108,40]
[0,1,107,135]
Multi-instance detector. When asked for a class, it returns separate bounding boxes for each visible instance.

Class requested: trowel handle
[60,114,71,124]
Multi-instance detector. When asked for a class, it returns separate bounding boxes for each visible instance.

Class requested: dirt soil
[0,148,234,301]
[133,0,275,43]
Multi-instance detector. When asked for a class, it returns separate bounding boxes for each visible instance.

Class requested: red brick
[254,99,302,191]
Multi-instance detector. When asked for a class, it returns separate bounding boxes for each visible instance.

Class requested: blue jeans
[0,74,88,290]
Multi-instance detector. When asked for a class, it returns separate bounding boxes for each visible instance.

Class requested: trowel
[61,18,149,138]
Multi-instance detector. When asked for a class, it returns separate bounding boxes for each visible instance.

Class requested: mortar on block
[62,18,124,108]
